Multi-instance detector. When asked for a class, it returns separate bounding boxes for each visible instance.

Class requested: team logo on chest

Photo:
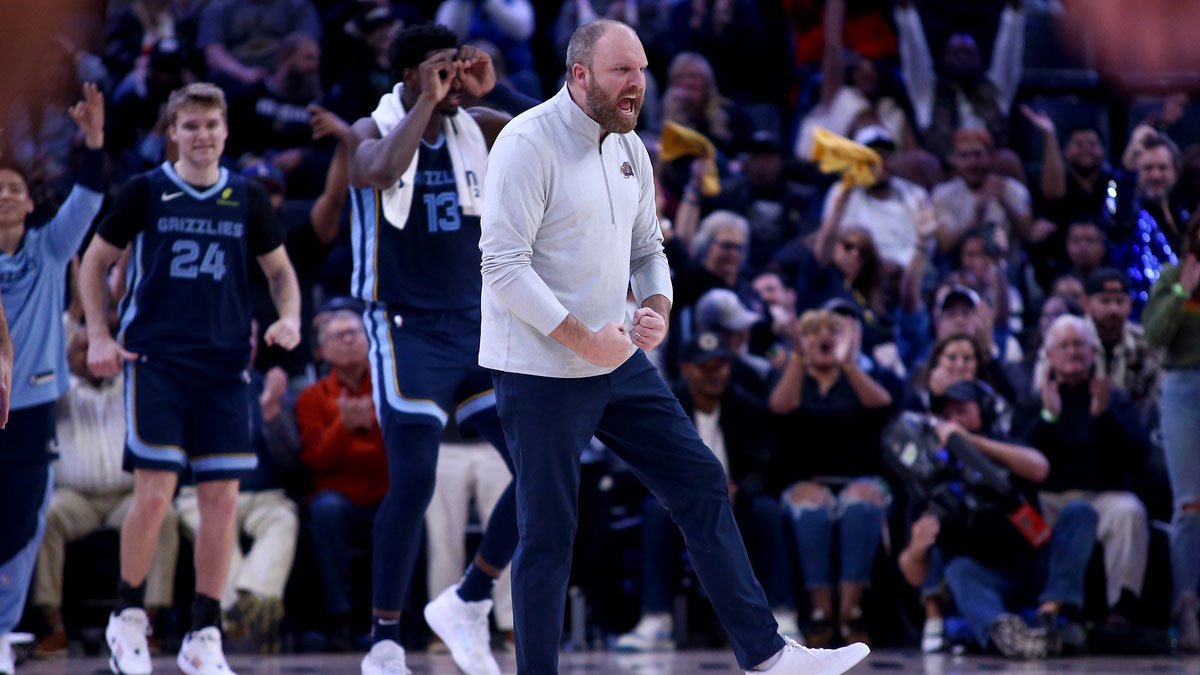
[620,161,634,178]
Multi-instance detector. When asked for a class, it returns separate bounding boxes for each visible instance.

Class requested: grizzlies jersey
[350,135,482,311]
[97,162,283,373]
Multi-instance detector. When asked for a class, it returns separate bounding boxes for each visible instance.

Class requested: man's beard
[586,78,642,134]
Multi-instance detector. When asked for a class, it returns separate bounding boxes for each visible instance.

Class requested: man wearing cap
[617,331,799,650]
[735,131,816,268]
[1017,314,1151,625]
[694,288,772,399]
[898,378,1097,658]
[820,124,931,269]
[933,129,1035,255]
[1086,269,1161,413]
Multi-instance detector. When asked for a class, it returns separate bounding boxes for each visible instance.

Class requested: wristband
[1175,282,1189,299]
[1040,407,1059,424]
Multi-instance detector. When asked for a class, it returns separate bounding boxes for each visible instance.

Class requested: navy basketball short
[363,304,496,432]
[123,358,256,482]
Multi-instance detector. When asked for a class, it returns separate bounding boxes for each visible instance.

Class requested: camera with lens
[882,411,1050,548]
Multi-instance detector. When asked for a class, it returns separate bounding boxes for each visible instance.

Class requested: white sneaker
[747,635,869,675]
[0,633,13,675]
[921,617,945,653]
[361,639,411,675]
[106,608,152,675]
[773,609,804,643]
[177,627,235,674]
[423,585,501,675]
[614,613,674,652]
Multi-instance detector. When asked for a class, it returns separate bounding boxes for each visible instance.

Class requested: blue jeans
[494,352,783,674]
[785,479,887,589]
[1161,370,1200,604]
[944,501,1098,648]
[308,490,377,617]
[640,493,795,613]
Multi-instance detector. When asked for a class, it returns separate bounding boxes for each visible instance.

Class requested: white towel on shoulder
[370,83,488,228]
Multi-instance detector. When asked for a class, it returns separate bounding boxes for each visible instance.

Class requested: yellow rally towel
[810,126,881,189]
[659,121,721,196]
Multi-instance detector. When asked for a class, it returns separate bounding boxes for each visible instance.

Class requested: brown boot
[34,628,68,658]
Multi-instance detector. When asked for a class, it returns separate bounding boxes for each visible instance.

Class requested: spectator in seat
[1020,107,1113,224]
[226,32,329,198]
[617,332,798,650]
[197,0,320,89]
[326,7,402,121]
[694,288,772,400]
[175,323,300,653]
[33,326,179,657]
[933,129,1036,257]
[1087,269,1161,415]
[819,125,932,270]
[906,333,1011,434]
[795,0,918,159]
[1017,314,1151,625]
[1111,132,1187,317]
[660,52,753,154]
[768,309,893,647]
[894,0,1025,160]
[734,130,817,270]
[296,309,388,649]
[899,378,1097,658]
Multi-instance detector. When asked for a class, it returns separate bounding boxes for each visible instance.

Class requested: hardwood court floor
[14,650,1200,674]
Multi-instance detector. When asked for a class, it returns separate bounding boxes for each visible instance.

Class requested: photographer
[897,379,1098,658]
[1017,314,1151,624]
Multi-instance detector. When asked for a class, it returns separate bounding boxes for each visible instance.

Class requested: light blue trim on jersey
[161,161,229,201]
[366,306,449,426]
[123,362,187,466]
[350,187,379,301]
[117,233,144,345]
[455,390,496,425]
[191,454,259,474]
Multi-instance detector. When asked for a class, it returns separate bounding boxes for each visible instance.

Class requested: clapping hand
[1089,373,1112,417]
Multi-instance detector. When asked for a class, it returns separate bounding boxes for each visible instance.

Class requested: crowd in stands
[8,0,1200,663]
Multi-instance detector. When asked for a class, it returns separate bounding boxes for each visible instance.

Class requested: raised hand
[69,82,105,149]
[455,44,496,98]
[1020,104,1055,136]
[417,50,456,105]
[1180,254,1200,296]
[1089,373,1112,417]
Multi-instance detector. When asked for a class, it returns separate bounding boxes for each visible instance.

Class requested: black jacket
[674,382,774,500]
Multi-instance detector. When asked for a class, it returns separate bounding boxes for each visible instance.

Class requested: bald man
[480,20,869,675]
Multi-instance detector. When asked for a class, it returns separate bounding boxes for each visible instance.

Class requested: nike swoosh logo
[161,191,185,201]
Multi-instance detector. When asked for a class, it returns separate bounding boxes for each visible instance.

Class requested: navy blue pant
[364,305,518,613]
[308,491,377,617]
[494,353,783,674]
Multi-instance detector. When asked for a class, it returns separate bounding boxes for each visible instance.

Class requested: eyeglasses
[324,327,366,342]
[714,241,745,252]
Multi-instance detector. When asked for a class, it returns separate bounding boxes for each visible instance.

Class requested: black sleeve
[94,175,150,248]
[246,181,286,256]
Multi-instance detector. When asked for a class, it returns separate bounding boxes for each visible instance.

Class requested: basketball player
[79,82,301,675]
[344,23,515,675]
[0,83,107,675]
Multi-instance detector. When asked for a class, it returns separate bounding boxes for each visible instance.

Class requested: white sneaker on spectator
[177,626,235,675]
[0,633,13,675]
[746,635,869,675]
[614,613,674,652]
[362,639,411,675]
[423,585,501,675]
[106,608,152,675]
[773,609,804,643]
[921,617,945,653]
